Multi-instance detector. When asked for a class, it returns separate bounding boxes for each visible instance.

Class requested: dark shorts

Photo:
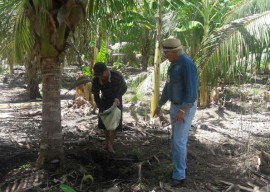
[98,98,123,131]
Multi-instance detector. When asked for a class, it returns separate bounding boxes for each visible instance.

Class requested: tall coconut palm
[1,0,89,169]
[25,0,86,169]
[0,0,138,169]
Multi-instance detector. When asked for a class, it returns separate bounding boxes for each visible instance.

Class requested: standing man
[153,37,197,187]
[92,62,127,153]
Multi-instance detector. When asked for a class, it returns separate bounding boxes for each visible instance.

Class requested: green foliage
[223,86,264,101]
[267,78,270,89]
[0,68,8,75]
[125,81,146,103]
[249,89,263,95]
[131,145,143,156]
[19,163,31,170]
[117,43,138,67]
[60,184,77,192]
[96,40,109,63]
[131,92,143,103]
[158,163,174,180]
[127,72,148,89]
[81,64,91,77]
[112,58,125,70]
[82,174,94,182]
[225,0,270,22]
[175,21,203,32]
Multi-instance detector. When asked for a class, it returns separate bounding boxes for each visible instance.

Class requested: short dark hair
[93,62,107,76]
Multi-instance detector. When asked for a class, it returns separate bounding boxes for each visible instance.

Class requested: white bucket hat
[162,37,182,51]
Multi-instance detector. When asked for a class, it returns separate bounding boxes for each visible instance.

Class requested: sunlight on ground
[0,112,14,118]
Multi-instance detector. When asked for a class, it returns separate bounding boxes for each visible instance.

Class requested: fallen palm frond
[249,168,270,181]
[214,180,254,192]
[0,102,42,109]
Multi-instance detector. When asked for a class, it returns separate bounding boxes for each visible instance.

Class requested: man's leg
[171,104,196,180]
[103,130,110,150]
[108,110,122,153]
[104,130,115,153]
[108,130,116,153]
[171,119,190,180]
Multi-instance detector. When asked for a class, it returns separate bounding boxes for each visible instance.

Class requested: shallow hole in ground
[66,148,140,182]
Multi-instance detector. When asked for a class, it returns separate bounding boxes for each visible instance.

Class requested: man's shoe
[171,179,185,187]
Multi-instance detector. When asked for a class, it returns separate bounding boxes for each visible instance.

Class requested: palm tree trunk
[36,57,64,169]
[199,74,208,108]
[141,30,151,71]
[25,59,41,100]
[9,62,14,75]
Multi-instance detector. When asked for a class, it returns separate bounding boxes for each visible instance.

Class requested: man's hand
[175,109,186,122]
[99,108,104,113]
[153,106,161,117]
[114,98,120,106]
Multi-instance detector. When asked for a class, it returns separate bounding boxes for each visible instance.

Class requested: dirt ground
[0,67,270,192]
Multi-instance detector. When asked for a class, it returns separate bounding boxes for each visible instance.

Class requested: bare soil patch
[0,67,269,192]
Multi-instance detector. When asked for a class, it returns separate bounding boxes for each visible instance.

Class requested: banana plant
[151,0,162,117]
[116,0,156,71]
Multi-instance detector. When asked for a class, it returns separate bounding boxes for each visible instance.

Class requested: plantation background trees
[163,0,270,107]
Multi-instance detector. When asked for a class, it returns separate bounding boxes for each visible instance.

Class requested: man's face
[97,69,108,82]
[163,50,178,63]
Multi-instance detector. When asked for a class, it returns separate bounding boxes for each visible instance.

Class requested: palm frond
[14,8,33,62]
[196,10,270,85]
[0,38,15,65]
[0,0,33,64]
[225,0,270,22]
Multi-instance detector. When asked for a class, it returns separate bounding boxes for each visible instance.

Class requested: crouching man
[92,62,127,153]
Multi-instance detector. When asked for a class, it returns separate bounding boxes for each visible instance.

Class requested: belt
[172,101,180,105]
[171,101,196,107]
